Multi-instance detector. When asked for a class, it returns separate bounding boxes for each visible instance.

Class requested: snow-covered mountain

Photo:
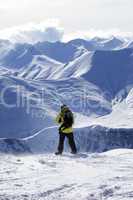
[83,48,133,98]
[0,74,111,138]
[0,36,130,70]
[68,37,125,51]
[35,41,84,63]
[19,51,93,80]
[1,36,133,199]
[19,54,63,80]
[0,43,39,69]
[128,40,133,48]
[17,46,133,100]
[0,36,133,153]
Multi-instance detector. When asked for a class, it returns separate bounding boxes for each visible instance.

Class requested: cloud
[0,7,5,13]
[42,0,71,7]
[63,29,133,42]
[0,19,64,44]
[0,19,132,44]
[0,5,8,13]
[0,0,17,11]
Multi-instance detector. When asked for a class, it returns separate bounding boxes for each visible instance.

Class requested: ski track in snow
[0,149,133,200]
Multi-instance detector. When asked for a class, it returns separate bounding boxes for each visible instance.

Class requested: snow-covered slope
[127,40,133,48]
[0,149,133,199]
[19,55,63,80]
[0,39,13,60]
[35,41,86,63]
[0,43,39,69]
[51,51,93,79]
[83,48,133,98]
[20,51,93,80]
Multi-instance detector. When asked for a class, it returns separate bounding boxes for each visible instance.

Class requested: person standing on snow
[55,105,77,155]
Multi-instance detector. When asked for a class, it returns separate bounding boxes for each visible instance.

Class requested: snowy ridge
[18,51,93,80]
[0,36,132,70]
[52,51,93,79]
[19,54,63,80]
[68,37,125,51]
[10,125,133,153]
[1,120,133,154]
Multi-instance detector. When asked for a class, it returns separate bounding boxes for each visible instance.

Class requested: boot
[71,150,77,154]
[55,151,62,155]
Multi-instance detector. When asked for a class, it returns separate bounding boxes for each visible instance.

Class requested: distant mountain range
[0,36,132,69]
[0,36,133,152]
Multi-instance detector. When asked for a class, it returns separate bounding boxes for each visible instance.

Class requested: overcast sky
[0,0,132,42]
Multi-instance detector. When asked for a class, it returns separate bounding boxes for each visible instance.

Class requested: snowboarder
[55,105,77,155]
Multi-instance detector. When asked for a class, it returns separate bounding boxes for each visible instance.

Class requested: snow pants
[57,132,77,154]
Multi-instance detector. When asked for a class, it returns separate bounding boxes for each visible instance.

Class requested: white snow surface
[0,149,133,200]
